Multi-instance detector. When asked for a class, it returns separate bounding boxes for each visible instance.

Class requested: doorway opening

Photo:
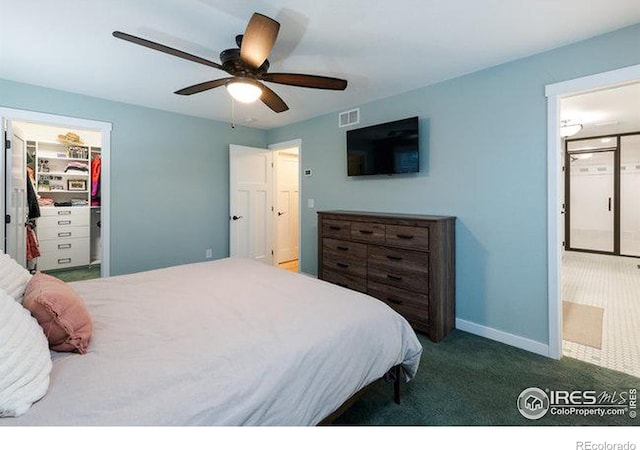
[547,71,640,378]
[228,139,301,273]
[270,143,300,273]
[1,108,111,280]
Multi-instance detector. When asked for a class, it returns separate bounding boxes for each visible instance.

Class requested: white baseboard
[456,318,550,357]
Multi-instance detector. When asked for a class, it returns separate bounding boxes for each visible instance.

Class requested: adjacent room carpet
[44,265,101,283]
[563,301,604,349]
[334,330,638,426]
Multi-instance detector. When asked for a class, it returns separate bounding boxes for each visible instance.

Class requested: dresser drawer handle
[58,232,72,237]
[57,210,71,215]
[57,258,71,264]
[329,226,342,231]
[358,230,374,235]
[387,274,403,282]
[386,255,403,261]
[58,220,72,225]
[396,234,414,240]
[336,246,349,251]
[58,243,72,249]
[387,297,404,305]
[336,262,349,269]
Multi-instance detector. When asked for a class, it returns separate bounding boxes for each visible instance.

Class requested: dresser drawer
[321,269,367,293]
[368,281,430,327]
[39,207,89,217]
[38,214,90,229]
[385,225,429,250]
[368,263,429,294]
[368,245,429,271]
[323,238,367,259]
[322,219,351,239]
[323,254,366,278]
[37,225,89,241]
[38,237,90,271]
[350,222,385,244]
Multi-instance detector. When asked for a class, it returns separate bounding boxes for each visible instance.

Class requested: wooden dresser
[317,211,456,342]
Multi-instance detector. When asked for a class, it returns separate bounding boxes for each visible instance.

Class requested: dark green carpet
[335,330,639,426]
[44,265,101,282]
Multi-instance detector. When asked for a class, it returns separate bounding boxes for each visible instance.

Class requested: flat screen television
[346,116,419,176]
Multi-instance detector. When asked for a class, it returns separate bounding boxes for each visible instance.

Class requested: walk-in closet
[13,121,102,279]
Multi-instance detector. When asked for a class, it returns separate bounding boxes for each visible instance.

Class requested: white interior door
[229,144,273,264]
[275,150,299,264]
[4,123,27,266]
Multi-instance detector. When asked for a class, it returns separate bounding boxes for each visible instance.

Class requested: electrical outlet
[205,249,212,258]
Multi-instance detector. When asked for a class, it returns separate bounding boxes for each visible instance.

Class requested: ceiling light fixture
[226,79,262,103]
[560,120,583,138]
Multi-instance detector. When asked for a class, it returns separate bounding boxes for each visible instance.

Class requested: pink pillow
[23,273,92,354]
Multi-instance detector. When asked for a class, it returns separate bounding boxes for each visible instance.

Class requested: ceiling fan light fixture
[226,80,262,103]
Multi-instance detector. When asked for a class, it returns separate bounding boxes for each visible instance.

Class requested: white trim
[456,319,549,357]
[0,107,112,277]
[545,63,640,360]
[268,139,302,272]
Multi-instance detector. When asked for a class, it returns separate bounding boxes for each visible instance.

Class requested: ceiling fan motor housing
[220,47,270,77]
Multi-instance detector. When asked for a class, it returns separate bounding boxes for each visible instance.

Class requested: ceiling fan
[112,12,348,113]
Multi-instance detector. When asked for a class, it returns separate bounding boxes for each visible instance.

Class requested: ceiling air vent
[339,108,360,128]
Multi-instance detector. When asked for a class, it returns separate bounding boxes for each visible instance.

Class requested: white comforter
[2,257,422,425]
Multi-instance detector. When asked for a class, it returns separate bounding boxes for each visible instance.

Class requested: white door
[275,150,299,264]
[229,144,273,264]
[4,123,27,266]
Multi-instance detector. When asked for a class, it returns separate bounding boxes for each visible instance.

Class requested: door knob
[277,211,285,216]
[231,215,243,221]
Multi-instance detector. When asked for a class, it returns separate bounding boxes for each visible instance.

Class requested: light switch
[308,199,315,208]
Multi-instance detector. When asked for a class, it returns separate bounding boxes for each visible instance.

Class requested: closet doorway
[1,108,111,279]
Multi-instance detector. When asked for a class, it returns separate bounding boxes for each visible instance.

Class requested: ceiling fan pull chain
[231,97,236,129]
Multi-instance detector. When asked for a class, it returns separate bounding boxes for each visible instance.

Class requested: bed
[1,257,422,426]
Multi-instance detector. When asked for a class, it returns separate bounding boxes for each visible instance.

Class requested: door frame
[268,139,302,270]
[0,107,112,277]
[545,63,640,359]
[564,144,618,255]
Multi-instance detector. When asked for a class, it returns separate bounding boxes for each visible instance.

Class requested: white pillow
[0,288,52,417]
[0,253,33,303]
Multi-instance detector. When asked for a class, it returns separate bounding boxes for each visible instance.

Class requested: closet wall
[14,121,102,272]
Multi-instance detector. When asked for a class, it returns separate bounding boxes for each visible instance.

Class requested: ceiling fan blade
[240,13,280,69]
[174,78,234,95]
[259,83,289,113]
[260,73,347,90]
[113,31,223,70]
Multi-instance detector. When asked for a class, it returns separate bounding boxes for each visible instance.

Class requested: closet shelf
[38,171,89,177]
[37,155,89,162]
[38,189,89,193]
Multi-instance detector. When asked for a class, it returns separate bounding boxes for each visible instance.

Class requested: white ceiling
[2,0,640,130]
[562,82,640,138]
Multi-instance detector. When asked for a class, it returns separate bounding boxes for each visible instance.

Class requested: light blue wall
[266,23,640,345]
[0,79,267,275]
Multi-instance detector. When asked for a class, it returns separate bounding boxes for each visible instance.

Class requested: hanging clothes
[26,225,40,260]
[91,155,101,206]
[26,168,40,219]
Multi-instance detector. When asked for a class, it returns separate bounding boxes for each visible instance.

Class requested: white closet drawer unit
[38,212,90,229]
[37,207,90,271]
[38,238,90,271]
[37,225,89,241]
